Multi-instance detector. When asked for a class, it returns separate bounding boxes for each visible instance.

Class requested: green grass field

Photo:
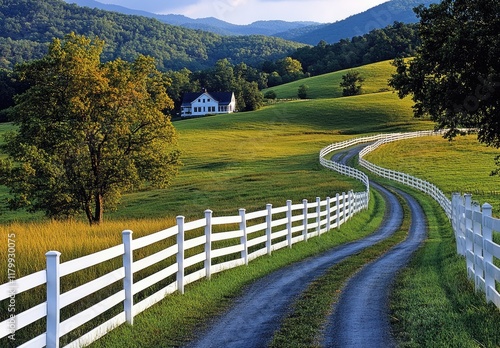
[364,135,500,213]
[1,58,499,347]
[263,60,397,99]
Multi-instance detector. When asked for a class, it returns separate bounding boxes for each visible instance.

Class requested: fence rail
[327,130,500,311]
[0,135,371,347]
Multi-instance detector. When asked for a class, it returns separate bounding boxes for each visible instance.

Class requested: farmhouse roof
[181,91,234,106]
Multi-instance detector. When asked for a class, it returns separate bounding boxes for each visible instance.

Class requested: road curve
[321,188,427,347]
[185,146,406,348]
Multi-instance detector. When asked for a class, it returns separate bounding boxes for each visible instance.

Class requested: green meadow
[263,60,396,99]
[114,91,433,222]
[1,59,500,347]
[364,135,500,213]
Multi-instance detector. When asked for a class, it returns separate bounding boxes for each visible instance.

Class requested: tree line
[0,20,421,120]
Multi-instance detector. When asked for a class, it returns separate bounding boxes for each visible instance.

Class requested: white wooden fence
[451,194,500,308]
[324,130,500,310]
[0,136,371,348]
[2,130,499,348]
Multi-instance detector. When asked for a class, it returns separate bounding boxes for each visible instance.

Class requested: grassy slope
[389,185,500,348]
[364,135,500,213]
[114,91,433,221]
[263,60,396,99]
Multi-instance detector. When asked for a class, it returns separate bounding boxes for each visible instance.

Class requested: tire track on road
[321,188,427,347]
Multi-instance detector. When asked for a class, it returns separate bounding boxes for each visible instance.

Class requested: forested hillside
[291,22,419,75]
[0,0,305,71]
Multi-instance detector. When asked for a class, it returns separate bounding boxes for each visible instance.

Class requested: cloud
[100,0,390,25]
[100,0,198,14]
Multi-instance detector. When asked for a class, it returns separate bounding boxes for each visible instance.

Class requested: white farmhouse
[181,91,236,117]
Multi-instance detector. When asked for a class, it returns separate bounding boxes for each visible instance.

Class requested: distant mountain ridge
[64,0,320,36]
[282,0,438,44]
[64,0,438,44]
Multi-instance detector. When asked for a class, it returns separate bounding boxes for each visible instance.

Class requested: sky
[98,0,391,25]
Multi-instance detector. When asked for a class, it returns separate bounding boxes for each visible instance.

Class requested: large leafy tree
[389,0,500,148]
[0,33,181,225]
[340,70,365,96]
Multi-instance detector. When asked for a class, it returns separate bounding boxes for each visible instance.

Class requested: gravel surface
[185,145,426,348]
[321,188,427,347]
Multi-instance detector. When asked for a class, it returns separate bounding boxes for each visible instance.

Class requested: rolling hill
[263,60,398,99]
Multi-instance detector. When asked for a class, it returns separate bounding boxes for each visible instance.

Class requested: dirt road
[185,145,426,348]
[321,188,426,347]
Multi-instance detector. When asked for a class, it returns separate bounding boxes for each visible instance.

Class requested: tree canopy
[0,33,181,225]
[340,70,365,96]
[389,0,500,148]
[292,22,420,76]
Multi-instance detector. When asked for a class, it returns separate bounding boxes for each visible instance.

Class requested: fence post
[452,193,460,254]
[205,210,213,280]
[303,199,308,241]
[240,208,248,265]
[342,192,347,225]
[465,194,474,280]
[266,204,273,255]
[457,194,467,256]
[482,203,494,304]
[316,197,321,236]
[472,203,483,292]
[336,193,340,230]
[326,197,331,232]
[286,200,292,248]
[177,216,185,295]
[354,191,359,214]
[122,230,134,325]
[46,251,61,348]
[349,191,354,220]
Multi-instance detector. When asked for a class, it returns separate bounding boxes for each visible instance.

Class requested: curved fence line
[320,131,500,311]
[0,139,373,347]
[2,130,498,348]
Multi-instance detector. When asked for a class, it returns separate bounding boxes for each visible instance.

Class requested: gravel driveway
[185,145,427,348]
[321,187,426,347]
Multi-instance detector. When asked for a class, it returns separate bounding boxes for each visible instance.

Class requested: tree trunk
[83,193,104,226]
[93,192,104,225]
[84,202,94,226]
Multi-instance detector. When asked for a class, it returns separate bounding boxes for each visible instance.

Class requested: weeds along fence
[322,130,500,310]
[0,148,370,347]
